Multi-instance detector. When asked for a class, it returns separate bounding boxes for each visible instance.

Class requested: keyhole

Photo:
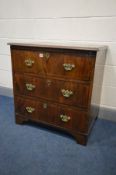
[47,80,52,86]
[43,103,47,109]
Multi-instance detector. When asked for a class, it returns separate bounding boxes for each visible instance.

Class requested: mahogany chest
[9,43,107,145]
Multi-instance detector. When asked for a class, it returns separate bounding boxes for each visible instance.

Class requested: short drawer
[15,96,89,133]
[11,48,96,81]
[14,74,92,108]
[15,96,38,120]
[15,96,55,124]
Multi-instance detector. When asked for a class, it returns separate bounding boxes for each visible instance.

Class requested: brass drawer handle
[61,89,73,98]
[26,83,36,91]
[25,59,35,67]
[60,114,71,122]
[26,107,35,113]
[63,63,75,71]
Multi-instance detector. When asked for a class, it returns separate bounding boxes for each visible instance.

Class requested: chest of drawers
[9,43,107,145]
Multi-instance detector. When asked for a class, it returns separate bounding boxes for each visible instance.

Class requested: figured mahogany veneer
[9,43,107,145]
[15,96,89,133]
[12,48,95,80]
[14,74,91,108]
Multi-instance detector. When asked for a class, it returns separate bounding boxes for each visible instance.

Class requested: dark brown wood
[15,114,29,124]
[9,43,107,145]
[16,112,87,145]
[14,73,91,108]
[15,95,89,133]
[15,115,25,124]
[71,132,88,145]
[11,48,96,81]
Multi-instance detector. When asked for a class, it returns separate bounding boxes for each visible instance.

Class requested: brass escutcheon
[39,52,50,60]
[44,52,50,60]
[43,103,48,109]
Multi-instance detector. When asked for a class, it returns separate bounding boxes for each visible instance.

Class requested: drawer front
[15,96,89,133]
[12,48,95,81]
[14,74,91,108]
[15,97,38,120]
[55,105,89,133]
[15,97,55,124]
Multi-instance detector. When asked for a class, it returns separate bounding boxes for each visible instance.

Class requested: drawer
[15,97,55,124]
[14,74,91,108]
[15,96,38,120]
[15,96,89,133]
[11,48,95,81]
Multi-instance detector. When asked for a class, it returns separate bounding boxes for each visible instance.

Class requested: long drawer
[12,48,95,81]
[14,74,92,108]
[15,96,89,133]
